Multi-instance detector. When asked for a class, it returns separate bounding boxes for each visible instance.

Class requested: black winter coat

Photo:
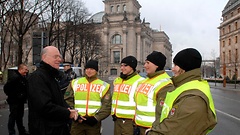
[27,61,70,135]
[58,68,76,92]
[4,70,28,104]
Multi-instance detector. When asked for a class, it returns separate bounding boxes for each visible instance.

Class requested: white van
[59,67,83,77]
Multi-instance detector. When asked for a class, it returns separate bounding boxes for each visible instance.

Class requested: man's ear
[41,54,47,60]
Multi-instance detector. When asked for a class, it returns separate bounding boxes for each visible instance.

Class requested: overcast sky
[82,0,229,60]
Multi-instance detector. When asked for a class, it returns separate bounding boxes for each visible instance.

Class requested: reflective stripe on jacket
[72,77,110,116]
[160,80,217,126]
[111,75,145,119]
[135,72,171,127]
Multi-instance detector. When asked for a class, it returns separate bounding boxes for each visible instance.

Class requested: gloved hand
[83,116,98,126]
[112,115,117,121]
[75,115,86,123]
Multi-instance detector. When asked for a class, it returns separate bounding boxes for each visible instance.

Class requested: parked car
[59,66,83,77]
[2,67,18,84]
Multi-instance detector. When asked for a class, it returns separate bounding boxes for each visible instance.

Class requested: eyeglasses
[47,54,62,59]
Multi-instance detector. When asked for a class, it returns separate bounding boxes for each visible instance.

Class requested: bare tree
[0,0,15,70]
[1,0,106,71]
[211,49,217,86]
[39,0,70,47]
[2,0,50,66]
[59,0,90,62]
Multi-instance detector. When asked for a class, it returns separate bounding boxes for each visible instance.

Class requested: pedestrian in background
[111,56,145,135]
[4,63,29,135]
[64,60,112,135]
[27,46,78,135]
[145,48,217,135]
[58,62,77,95]
[134,51,174,135]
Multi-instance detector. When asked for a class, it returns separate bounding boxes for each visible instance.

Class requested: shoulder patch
[159,100,164,107]
[170,105,178,116]
[170,108,176,116]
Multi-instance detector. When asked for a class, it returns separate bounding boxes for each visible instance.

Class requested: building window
[110,68,117,75]
[228,25,231,32]
[223,52,225,63]
[111,6,114,12]
[113,51,120,63]
[236,49,238,62]
[112,34,122,44]
[222,28,225,35]
[235,22,238,30]
[238,8,240,13]
[229,38,231,45]
[117,5,120,12]
[235,36,238,43]
[223,40,225,47]
[224,16,227,20]
[229,50,231,62]
[231,12,233,17]
[229,70,231,79]
[123,5,126,11]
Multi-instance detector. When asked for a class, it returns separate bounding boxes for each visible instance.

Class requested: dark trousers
[138,126,148,135]
[114,118,134,135]
[8,103,26,135]
[70,121,101,135]
[29,124,70,135]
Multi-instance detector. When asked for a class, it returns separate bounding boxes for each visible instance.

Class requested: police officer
[58,62,77,95]
[134,51,174,135]
[145,48,217,135]
[64,60,112,135]
[111,56,145,135]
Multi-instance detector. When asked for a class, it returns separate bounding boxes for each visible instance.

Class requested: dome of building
[88,11,105,24]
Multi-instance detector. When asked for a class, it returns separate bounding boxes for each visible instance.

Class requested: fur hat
[173,48,202,71]
[146,51,166,71]
[121,56,137,71]
[85,60,98,71]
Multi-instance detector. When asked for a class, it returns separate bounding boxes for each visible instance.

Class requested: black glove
[75,115,83,122]
[83,116,98,126]
[112,115,117,121]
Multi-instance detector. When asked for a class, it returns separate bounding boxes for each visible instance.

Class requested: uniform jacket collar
[85,74,98,83]
[147,70,165,79]
[171,68,202,88]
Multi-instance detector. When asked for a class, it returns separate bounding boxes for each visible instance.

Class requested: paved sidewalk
[208,82,240,91]
[0,84,7,107]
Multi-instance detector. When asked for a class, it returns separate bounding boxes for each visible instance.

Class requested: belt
[112,115,132,121]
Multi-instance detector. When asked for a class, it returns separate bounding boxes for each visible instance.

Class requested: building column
[123,29,127,57]
[103,30,109,75]
[136,33,141,62]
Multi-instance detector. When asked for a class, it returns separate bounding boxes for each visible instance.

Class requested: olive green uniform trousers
[70,121,101,135]
[114,118,134,135]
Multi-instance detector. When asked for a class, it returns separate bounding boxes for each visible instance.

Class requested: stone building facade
[219,0,240,80]
[90,0,172,78]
